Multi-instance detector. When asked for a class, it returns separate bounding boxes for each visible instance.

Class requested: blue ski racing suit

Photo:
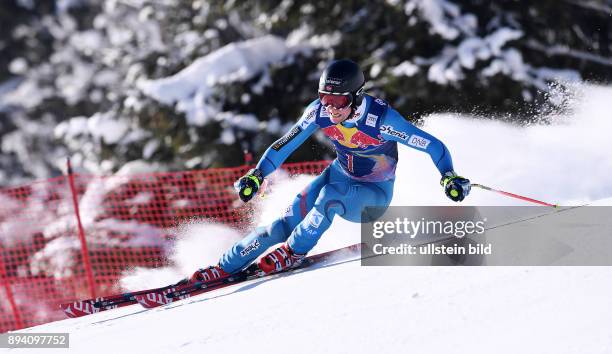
[220,95,457,273]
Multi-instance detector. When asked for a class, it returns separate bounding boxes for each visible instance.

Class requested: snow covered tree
[0,0,610,186]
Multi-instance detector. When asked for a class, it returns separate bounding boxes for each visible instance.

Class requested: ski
[60,280,190,318]
[134,243,363,309]
[60,243,362,317]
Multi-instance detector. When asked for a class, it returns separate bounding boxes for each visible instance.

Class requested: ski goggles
[318,92,353,109]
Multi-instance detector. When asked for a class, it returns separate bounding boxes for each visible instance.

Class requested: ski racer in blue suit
[190,59,471,282]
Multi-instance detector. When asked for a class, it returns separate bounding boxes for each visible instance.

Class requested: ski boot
[189,264,229,285]
[258,244,305,275]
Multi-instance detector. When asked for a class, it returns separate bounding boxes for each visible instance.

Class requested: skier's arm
[380,108,470,201]
[256,101,320,177]
[380,108,454,176]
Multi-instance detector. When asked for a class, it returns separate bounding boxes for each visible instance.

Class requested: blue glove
[440,171,471,202]
[234,168,264,202]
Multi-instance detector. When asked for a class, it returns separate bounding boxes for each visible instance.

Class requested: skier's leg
[257,162,394,274]
[218,167,331,274]
[286,175,394,255]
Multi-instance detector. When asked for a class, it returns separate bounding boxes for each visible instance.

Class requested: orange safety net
[0,160,330,332]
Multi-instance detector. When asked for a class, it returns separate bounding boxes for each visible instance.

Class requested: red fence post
[0,245,24,329]
[66,158,96,299]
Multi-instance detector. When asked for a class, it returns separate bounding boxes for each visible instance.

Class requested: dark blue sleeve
[380,107,454,175]
[256,100,320,177]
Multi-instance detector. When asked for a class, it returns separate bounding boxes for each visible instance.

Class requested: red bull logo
[322,125,345,142]
[322,125,383,149]
[351,131,382,148]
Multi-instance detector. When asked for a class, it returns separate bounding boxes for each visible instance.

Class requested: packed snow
[3,84,611,353]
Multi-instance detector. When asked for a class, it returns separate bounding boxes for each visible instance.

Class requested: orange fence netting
[0,160,330,332]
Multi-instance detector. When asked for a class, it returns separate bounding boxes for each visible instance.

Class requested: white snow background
[2,84,611,354]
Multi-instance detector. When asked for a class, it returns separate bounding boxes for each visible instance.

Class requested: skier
[190,59,471,283]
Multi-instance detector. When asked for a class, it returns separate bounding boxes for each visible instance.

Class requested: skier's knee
[320,200,345,221]
[315,184,347,221]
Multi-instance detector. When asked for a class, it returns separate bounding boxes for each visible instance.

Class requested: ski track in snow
[3,84,612,353]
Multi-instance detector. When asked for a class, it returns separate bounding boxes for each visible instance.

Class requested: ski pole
[471,183,558,208]
[258,179,269,199]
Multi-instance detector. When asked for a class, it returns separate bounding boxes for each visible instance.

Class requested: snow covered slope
[2,84,612,354]
[6,255,612,354]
